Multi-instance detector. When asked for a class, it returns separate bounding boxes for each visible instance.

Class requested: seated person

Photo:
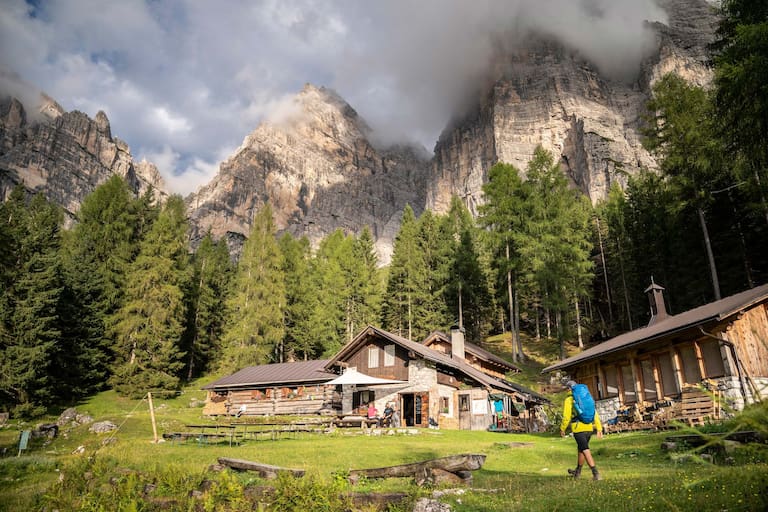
[382,402,394,427]
[367,403,380,426]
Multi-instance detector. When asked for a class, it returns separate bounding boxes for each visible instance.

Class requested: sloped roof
[203,359,335,390]
[422,330,521,373]
[543,283,768,373]
[327,325,547,403]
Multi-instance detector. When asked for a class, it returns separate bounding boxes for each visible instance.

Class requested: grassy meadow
[1,339,767,511]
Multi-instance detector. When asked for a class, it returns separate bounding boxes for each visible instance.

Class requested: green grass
[2,391,767,511]
[1,340,767,511]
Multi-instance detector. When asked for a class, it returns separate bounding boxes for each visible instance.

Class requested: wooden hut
[202,360,339,417]
[544,283,768,429]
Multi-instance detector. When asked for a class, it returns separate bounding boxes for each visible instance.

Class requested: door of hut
[401,392,428,427]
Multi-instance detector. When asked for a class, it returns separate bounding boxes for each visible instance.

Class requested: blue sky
[0,0,667,195]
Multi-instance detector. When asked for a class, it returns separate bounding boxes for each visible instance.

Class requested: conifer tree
[0,191,65,416]
[279,233,318,360]
[308,229,353,355]
[479,162,527,361]
[183,232,232,379]
[348,227,382,338]
[219,204,285,372]
[59,175,141,392]
[381,205,429,340]
[110,195,190,397]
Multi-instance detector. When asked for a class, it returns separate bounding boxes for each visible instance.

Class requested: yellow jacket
[559,394,603,434]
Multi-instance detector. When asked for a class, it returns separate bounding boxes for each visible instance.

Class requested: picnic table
[164,424,237,446]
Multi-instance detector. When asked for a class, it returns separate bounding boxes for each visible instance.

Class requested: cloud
[0,0,668,189]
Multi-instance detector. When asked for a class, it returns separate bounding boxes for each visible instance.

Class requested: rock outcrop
[187,84,430,263]
[0,92,166,222]
[426,0,717,214]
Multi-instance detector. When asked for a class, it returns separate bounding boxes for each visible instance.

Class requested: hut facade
[544,283,768,429]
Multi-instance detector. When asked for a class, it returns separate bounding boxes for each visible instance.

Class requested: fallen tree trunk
[217,457,305,479]
[348,453,486,486]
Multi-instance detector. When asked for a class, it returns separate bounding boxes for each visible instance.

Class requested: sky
[0,0,668,195]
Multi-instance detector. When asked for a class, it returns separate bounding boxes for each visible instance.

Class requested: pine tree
[219,204,285,372]
[110,195,190,397]
[182,232,232,379]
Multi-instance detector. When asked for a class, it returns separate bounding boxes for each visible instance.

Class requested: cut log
[217,457,305,479]
[348,453,485,486]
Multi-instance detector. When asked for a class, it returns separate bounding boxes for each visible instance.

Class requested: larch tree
[219,203,285,372]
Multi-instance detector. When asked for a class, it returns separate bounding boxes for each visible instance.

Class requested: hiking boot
[567,467,581,478]
[592,471,602,481]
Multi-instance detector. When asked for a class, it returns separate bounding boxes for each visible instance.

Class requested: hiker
[367,402,380,426]
[560,380,603,480]
[382,402,394,427]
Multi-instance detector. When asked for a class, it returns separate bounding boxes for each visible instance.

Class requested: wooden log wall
[221,386,340,416]
[726,304,768,378]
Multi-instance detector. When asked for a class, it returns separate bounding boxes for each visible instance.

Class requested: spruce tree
[110,195,190,397]
[279,233,318,360]
[0,191,65,416]
[219,204,285,372]
[183,232,232,379]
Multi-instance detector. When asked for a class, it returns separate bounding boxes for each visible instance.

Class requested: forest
[0,0,766,418]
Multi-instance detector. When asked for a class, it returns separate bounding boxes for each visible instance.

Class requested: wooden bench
[333,416,380,428]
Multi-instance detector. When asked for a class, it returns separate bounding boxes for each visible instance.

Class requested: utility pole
[147,392,159,443]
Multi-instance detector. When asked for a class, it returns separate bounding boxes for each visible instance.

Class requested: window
[656,352,679,397]
[440,396,450,414]
[384,344,395,367]
[699,339,726,378]
[640,359,657,402]
[678,345,701,384]
[368,346,379,368]
[619,364,636,403]
[353,390,374,409]
[459,395,469,412]
[603,366,619,398]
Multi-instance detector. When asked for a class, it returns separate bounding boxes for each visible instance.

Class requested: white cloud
[0,0,670,192]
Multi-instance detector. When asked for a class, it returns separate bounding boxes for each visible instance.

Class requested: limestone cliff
[187,84,430,263]
[426,0,717,214]
[0,92,166,222]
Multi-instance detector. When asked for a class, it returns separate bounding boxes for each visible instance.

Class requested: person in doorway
[559,380,603,480]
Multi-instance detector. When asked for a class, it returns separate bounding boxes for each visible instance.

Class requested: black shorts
[574,431,593,452]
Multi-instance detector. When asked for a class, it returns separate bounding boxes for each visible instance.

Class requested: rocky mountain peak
[188,83,429,263]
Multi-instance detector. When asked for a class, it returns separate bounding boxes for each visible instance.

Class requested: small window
[640,359,657,402]
[439,396,450,414]
[603,366,619,398]
[656,351,679,397]
[619,364,636,403]
[699,339,726,378]
[384,344,395,366]
[459,395,469,412]
[678,345,701,384]
[368,346,379,368]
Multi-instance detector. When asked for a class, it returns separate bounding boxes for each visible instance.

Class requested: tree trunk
[595,216,613,323]
[506,244,517,363]
[697,207,721,300]
[575,295,583,349]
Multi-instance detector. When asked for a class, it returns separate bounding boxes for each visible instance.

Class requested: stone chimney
[644,279,668,326]
[450,325,465,360]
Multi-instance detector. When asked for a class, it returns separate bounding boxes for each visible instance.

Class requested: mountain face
[1,0,717,263]
[427,0,716,215]
[187,85,430,263]
[0,92,165,223]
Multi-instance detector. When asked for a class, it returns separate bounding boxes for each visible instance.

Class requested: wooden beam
[217,457,305,479]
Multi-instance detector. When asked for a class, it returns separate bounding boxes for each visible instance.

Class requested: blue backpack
[571,384,595,424]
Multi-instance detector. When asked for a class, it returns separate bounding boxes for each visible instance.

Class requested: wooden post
[147,392,159,443]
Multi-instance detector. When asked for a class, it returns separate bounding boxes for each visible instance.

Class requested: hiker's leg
[577,451,586,466]
[582,448,595,467]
